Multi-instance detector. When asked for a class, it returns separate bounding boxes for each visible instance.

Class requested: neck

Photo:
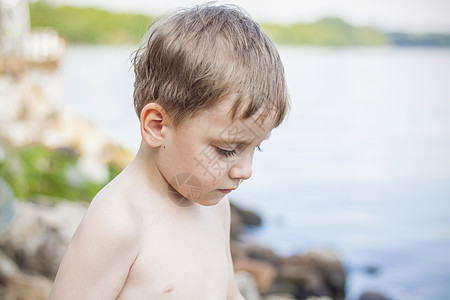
[125,140,198,209]
[127,141,168,198]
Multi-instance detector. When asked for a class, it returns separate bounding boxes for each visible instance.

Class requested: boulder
[359,291,389,300]
[231,242,280,294]
[0,179,15,235]
[0,249,52,300]
[234,256,278,294]
[277,250,346,300]
[245,243,282,267]
[230,202,262,240]
[235,270,262,300]
[0,199,87,279]
[263,293,296,300]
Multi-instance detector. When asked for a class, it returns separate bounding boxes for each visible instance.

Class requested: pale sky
[47,0,450,33]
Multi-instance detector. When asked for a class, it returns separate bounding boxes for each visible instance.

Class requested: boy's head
[132,3,289,128]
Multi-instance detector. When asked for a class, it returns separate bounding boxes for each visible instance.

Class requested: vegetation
[29,1,450,47]
[262,18,389,46]
[0,144,121,202]
[387,32,450,47]
[29,1,153,44]
[29,1,388,46]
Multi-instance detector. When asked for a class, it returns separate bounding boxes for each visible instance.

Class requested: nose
[228,153,253,181]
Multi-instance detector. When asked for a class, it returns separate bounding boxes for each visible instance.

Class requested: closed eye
[216,147,237,158]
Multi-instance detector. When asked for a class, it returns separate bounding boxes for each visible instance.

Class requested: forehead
[183,96,274,143]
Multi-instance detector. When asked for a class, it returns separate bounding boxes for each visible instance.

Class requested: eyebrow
[219,132,271,146]
[219,138,253,147]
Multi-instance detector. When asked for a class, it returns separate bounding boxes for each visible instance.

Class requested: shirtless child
[50,4,289,300]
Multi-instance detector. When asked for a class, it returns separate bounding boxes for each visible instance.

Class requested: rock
[263,293,296,299]
[359,291,389,300]
[235,270,262,300]
[0,182,86,298]
[278,250,346,300]
[230,203,244,240]
[263,293,334,300]
[229,207,346,300]
[231,243,346,299]
[0,179,15,235]
[245,243,282,267]
[0,199,87,279]
[0,249,53,300]
[231,242,280,294]
[234,256,278,294]
[363,265,380,276]
[239,207,262,227]
[230,202,262,240]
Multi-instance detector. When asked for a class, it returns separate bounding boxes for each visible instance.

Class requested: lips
[217,188,235,194]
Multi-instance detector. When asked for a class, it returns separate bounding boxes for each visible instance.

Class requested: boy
[50,4,289,299]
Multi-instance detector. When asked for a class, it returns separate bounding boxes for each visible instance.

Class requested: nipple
[162,284,175,293]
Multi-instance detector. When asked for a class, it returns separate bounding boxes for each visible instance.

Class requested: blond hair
[132,4,289,127]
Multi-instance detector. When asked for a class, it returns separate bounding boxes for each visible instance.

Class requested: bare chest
[116,211,230,300]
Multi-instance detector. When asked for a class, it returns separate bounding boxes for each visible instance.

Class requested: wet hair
[132,3,290,127]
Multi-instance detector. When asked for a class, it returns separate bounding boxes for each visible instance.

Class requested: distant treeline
[387,32,450,47]
[30,1,152,44]
[29,1,450,47]
[262,18,389,46]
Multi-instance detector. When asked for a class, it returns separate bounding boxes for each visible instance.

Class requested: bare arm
[221,197,246,300]
[49,199,140,300]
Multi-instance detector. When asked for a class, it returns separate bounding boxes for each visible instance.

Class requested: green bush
[0,144,121,202]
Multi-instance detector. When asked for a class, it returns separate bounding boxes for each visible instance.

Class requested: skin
[49,97,274,299]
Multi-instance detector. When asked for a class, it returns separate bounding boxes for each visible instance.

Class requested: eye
[216,147,237,158]
[256,145,263,152]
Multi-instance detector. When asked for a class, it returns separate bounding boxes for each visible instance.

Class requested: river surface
[58,45,450,300]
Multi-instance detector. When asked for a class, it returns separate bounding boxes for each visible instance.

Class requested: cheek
[163,133,231,191]
[162,136,206,180]
[165,144,193,172]
[190,154,233,187]
[162,148,225,202]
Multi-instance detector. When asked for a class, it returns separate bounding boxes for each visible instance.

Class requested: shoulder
[66,175,143,264]
[80,185,141,245]
[50,184,142,299]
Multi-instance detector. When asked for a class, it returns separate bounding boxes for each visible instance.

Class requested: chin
[195,195,224,206]
[168,189,223,207]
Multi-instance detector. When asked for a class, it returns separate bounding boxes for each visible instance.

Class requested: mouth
[217,188,235,194]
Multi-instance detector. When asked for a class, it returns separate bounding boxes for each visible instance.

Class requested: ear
[140,103,170,148]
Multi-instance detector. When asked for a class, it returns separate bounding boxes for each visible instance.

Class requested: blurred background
[0,0,449,299]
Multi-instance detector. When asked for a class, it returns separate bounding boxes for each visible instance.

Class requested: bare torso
[116,192,230,299]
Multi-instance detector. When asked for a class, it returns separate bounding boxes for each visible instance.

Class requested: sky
[46,0,450,33]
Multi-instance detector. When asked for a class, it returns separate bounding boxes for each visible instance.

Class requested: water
[58,45,450,300]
